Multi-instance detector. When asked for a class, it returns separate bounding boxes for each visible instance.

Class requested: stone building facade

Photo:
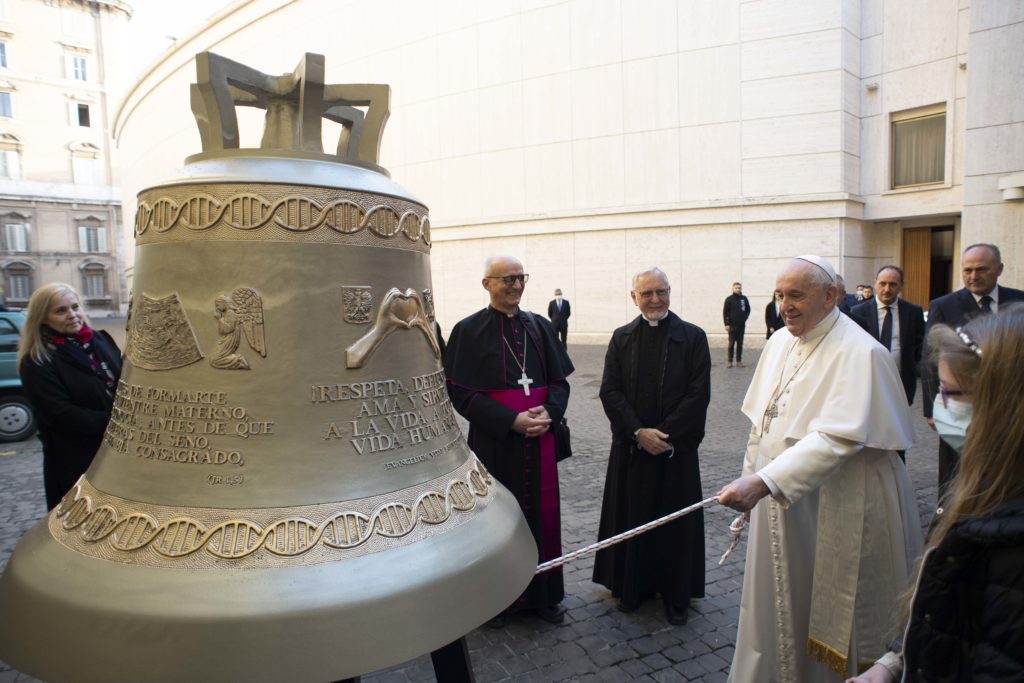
[113,0,1024,340]
[0,0,130,314]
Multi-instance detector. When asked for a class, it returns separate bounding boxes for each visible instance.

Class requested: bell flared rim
[0,483,536,682]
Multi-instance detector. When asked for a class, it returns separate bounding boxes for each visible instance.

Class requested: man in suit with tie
[547,288,571,350]
[850,266,926,439]
[924,243,1024,493]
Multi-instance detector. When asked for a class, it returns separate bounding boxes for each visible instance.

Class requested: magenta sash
[484,386,562,564]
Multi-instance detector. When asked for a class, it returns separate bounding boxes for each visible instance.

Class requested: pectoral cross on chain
[762,401,779,434]
[517,372,534,396]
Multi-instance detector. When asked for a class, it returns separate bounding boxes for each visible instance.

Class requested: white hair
[632,267,670,291]
[483,255,523,276]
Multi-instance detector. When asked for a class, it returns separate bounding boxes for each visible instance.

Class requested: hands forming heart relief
[345,288,441,368]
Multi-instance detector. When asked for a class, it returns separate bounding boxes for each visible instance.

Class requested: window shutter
[2,150,18,179]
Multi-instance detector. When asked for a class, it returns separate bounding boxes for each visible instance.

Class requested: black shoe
[536,603,565,624]
[665,603,689,625]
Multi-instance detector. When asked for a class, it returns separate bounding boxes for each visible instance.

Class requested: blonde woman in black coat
[18,283,121,509]
[848,305,1024,683]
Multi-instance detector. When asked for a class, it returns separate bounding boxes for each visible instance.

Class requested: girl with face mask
[847,304,1024,683]
[930,335,978,452]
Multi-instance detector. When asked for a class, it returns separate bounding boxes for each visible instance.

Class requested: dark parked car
[0,310,37,442]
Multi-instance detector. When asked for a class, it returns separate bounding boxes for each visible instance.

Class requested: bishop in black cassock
[444,257,574,623]
[593,268,710,625]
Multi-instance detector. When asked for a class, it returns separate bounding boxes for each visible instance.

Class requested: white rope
[717,514,748,566]
[535,496,743,574]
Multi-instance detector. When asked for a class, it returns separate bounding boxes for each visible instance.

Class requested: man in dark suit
[547,288,570,350]
[722,282,751,367]
[850,265,925,408]
[924,243,1024,493]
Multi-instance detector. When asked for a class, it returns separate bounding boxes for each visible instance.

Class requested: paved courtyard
[0,339,941,682]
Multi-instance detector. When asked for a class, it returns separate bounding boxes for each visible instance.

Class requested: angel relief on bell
[210,287,267,370]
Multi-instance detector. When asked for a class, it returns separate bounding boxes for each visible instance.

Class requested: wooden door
[902,227,932,308]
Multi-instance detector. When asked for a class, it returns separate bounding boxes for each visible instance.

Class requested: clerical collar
[642,312,668,327]
[488,305,520,318]
[800,307,840,342]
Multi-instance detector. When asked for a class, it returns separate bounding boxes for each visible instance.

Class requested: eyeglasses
[635,288,670,300]
[485,274,529,285]
[938,383,968,408]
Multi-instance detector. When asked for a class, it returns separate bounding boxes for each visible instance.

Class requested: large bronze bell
[0,52,537,682]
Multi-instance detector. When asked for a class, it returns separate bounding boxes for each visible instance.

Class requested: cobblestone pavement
[0,340,940,682]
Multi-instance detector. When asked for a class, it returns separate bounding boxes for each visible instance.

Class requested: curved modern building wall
[114,0,1023,341]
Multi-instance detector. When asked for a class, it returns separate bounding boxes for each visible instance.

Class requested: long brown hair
[927,303,1024,548]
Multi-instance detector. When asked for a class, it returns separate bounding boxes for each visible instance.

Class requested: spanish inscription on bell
[103,380,275,473]
[312,368,458,466]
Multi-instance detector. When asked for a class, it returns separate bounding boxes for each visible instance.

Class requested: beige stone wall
[961,2,1024,286]
[113,0,1021,339]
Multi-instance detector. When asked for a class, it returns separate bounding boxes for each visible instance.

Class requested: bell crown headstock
[190,51,390,168]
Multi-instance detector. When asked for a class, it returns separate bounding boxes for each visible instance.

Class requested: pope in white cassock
[718,256,923,682]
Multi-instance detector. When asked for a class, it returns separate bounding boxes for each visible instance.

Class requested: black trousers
[727,326,745,362]
[554,323,568,350]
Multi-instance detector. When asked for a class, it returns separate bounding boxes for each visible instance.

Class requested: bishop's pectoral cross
[762,400,779,434]
[517,372,534,396]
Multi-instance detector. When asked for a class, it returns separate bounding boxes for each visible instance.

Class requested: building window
[68,101,92,127]
[0,42,7,69]
[3,264,32,301]
[0,150,18,179]
[0,91,10,118]
[1,133,21,178]
[70,142,102,185]
[82,264,107,298]
[76,103,90,127]
[67,55,88,81]
[78,225,107,253]
[3,222,29,251]
[72,156,101,184]
[891,108,946,189]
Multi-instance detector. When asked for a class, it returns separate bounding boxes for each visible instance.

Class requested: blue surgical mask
[932,396,973,452]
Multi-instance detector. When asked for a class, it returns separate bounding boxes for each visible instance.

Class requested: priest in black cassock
[592,267,711,625]
[443,255,574,624]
